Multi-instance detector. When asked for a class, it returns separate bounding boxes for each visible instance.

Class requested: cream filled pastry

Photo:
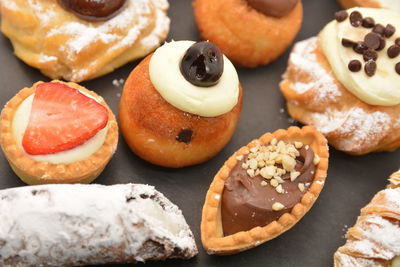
[119,40,242,168]
[0,81,118,184]
[280,8,400,155]
[0,0,170,82]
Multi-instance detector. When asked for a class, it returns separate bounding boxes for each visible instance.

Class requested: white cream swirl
[149,41,239,117]
[12,93,108,164]
[320,7,400,106]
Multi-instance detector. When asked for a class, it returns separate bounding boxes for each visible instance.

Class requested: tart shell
[200,126,329,255]
[0,80,118,185]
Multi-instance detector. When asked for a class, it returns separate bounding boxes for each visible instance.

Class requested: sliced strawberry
[22,82,108,155]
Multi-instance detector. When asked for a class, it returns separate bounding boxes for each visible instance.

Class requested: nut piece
[313,154,320,165]
[282,155,296,172]
[290,171,300,181]
[298,183,305,192]
[272,202,285,211]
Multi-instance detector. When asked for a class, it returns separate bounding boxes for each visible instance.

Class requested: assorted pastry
[193,0,303,67]
[280,7,400,155]
[337,0,400,13]
[0,183,198,266]
[0,81,118,185]
[119,40,242,168]
[334,169,400,267]
[201,126,329,254]
[0,0,170,82]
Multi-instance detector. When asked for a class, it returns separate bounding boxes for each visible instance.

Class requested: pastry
[0,81,118,184]
[0,183,198,266]
[334,169,400,267]
[201,126,329,254]
[0,0,170,82]
[119,40,242,168]
[193,0,303,67]
[337,0,400,13]
[280,8,400,155]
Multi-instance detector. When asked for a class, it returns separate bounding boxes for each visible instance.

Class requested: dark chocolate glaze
[221,147,315,236]
[245,0,298,17]
[59,0,127,22]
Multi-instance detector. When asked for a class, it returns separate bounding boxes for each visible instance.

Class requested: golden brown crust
[119,55,242,168]
[337,0,381,10]
[193,0,303,67]
[0,80,118,185]
[201,126,329,255]
[280,37,400,155]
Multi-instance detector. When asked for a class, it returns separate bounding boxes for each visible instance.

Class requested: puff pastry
[0,183,198,266]
[0,0,170,82]
[334,169,400,267]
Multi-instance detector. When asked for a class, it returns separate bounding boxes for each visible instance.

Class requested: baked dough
[0,0,170,82]
[280,37,400,155]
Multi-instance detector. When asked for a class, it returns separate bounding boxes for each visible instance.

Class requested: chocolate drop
[364,33,380,50]
[59,0,127,21]
[395,63,400,75]
[348,60,361,72]
[342,38,356,48]
[385,24,396,38]
[245,0,298,17]
[335,10,348,22]
[364,60,377,77]
[349,11,362,27]
[388,45,400,59]
[362,17,375,28]
[363,49,378,61]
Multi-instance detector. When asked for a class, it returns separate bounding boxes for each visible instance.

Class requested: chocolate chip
[349,11,362,27]
[364,60,377,77]
[335,10,348,22]
[377,37,386,51]
[364,32,381,50]
[353,42,368,54]
[176,129,193,144]
[348,60,362,72]
[363,49,378,61]
[395,62,400,75]
[373,24,385,36]
[342,38,356,47]
[385,24,396,38]
[388,45,400,58]
[362,17,375,28]
[395,38,400,46]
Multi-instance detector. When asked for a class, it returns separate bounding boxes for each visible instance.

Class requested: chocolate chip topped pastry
[334,169,400,267]
[280,8,400,155]
[337,0,400,13]
[0,0,170,82]
[201,126,329,254]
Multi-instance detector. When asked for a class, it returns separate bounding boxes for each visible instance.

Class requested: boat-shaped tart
[0,80,118,184]
[201,126,329,254]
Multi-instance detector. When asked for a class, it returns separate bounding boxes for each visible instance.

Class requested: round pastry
[0,81,118,184]
[193,0,303,67]
[337,0,400,13]
[0,0,170,82]
[119,40,242,168]
[201,126,329,254]
[280,8,400,155]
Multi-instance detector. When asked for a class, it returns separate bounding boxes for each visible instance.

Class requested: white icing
[320,8,400,106]
[0,183,197,265]
[374,0,400,13]
[149,41,239,117]
[12,92,108,164]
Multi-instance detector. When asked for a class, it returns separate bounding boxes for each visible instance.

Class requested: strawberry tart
[0,81,118,184]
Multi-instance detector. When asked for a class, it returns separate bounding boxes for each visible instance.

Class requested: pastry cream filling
[392,256,400,267]
[320,7,400,106]
[12,94,108,164]
[374,0,400,13]
[149,40,239,117]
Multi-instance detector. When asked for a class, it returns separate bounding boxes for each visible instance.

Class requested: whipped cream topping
[320,8,400,106]
[149,41,239,117]
[374,0,400,13]
[12,93,108,164]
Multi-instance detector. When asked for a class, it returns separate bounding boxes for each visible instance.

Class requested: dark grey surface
[0,0,399,266]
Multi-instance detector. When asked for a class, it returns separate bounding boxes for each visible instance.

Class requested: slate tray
[0,0,399,266]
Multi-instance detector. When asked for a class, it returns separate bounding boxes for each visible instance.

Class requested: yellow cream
[374,0,400,13]
[320,7,400,106]
[149,40,239,117]
[12,93,108,164]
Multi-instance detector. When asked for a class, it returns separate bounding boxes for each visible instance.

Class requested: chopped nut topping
[290,171,301,181]
[313,154,320,165]
[282,155,296,172]
[260,181,268,187]
[236,155,243,161]
[276,184,284,194]
[270,179,279,187]
[272,202,285,211]
[294,141,303,148]
[298,183,305,192]
[247,169,255,177]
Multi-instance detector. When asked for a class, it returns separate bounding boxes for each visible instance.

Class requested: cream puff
[119,40,242,168]
[193,0,303,67]
[0,81,118,184]
[280,8,400,155]
[0,0,170,82]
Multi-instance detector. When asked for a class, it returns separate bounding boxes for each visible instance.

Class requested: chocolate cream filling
[221,146,315,236]
[59,0,127,21]
[245,0,298,17]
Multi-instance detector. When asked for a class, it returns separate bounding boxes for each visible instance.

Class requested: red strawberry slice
[22,82,108,155]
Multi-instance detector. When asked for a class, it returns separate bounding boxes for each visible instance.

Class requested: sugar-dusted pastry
[334,169,400,267]
[201,126,329,254]
[0,0,170,82]
[280,8,400,155]
[119,40,242,168]
[337,0,400,13]
[193,0,303,67]
[0,81,118,184]
[0,183,198,266]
